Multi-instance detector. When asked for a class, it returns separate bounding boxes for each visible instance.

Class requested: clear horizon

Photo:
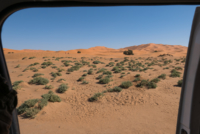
[1,5,199,51]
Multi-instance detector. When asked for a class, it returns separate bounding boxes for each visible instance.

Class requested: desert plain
[4,43,188,134]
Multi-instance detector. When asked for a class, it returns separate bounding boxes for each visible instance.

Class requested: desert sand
[4,43,187,134]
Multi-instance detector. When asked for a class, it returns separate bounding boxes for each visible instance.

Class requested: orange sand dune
[3,43,188,59]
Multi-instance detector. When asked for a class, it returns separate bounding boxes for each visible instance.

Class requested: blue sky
[1,5,200,51]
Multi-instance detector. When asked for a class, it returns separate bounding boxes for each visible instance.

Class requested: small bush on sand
[136,80,149,87]
[147,81,157,89]
[107,86,122,92]
[87,69,93,74]
[57,84,68,93]
[38,99,48,110]
[96,74,103,79]
[82,73,88,76]
[57,78,66,82]
[29,57,36,59]
[103,71,112,75]
[133,77,140,82]
[44,85,54,89]
[88,92,104,102]
[41,61,53,66]
[170,69,181,77]
[17,99,39,114]
[15,64,20,68]
[77,77,85,81]
[123,49,134,55]
[32,73,44,78]
[177,79,183,87]
[77,51,81,53]
[120,81,132,88]
[12,80,23,90]
[22,57,27,60]
[158,74,166,79]
[24,107,40,118]
[99,77,110,84]
[150,78,160,83]
[135,74,140,77]
[29,77,49,85]
[82,80,89,84]
[175,67,183,70]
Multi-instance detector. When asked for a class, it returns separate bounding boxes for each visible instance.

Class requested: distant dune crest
[3,43,187,56]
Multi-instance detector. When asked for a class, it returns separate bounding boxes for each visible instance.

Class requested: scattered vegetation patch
[82,80,89,84]
[123,49,134,55]
[158,74,166,79]
[28,77,49,85]
[57,84,68,93]
[15,64,20,68]
[107,86,122,92]
[88,92,104,102]
[12,80,23,90]
[77,77,85,81]
[177,79,183,87]
[32,73,44,78]
[120,81,132,88]
[44,85,54,89]
[170,69,181,77]
[99,77,110,84]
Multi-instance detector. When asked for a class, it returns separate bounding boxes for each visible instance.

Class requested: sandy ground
[4,43,187,134]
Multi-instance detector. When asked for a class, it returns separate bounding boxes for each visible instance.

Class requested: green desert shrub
[28,77,49,85]
[38,99,48,110]
[44,85,54,89]
[32,73,44,78]
[150,78,160,83]
[147,81,157,89]
[99,77,110,84]
[170,69,181,77]
[87,69,93,74]
[49,94,62,102]
[29,57,36,59]
[57,78,66,82]
[96,74,103,79]
[56,72,62,76]
[120,74,125,78]
[177,79,183,87]
[82,80,89,84]
[135,74,140,77]
[15,64,20,68]
[175,67,183,70]
[77,77,85,81]
[93,61,101,64]
[67,65,80,72]
[88,92,104,102]
[158,74,166,79]
[82,73,88,76]
[123,49,134,55]
[96,68,106,73]
[24,107,40,118]
[51,65,57,69]
[41,65,46,69]
[120,81,132,88]
[57,68,65,72]
[77,51,81,53]
[103,71,112,75]
[136,80,149,88]
[51,72,57,78]
[133,77,140,82]
[12,80,23,90]
[57,84,68,93]
[22,57,27,60]
[107,86,122,92]
[17,99,39,114]
[41,61,53,66]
